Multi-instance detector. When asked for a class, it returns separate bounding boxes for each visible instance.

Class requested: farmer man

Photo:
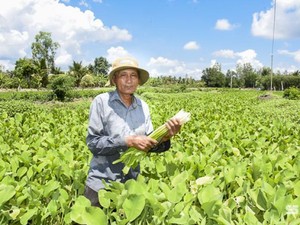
[84,56,181,207]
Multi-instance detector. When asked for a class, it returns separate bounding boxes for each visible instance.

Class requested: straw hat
[108,57,149,86]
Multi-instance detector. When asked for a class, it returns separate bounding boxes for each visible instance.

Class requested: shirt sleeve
[86,97,127,156]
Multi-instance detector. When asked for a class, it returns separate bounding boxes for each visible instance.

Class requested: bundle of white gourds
[114,109,191,174]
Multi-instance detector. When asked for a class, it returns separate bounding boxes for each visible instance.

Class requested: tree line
[0,31,299,90]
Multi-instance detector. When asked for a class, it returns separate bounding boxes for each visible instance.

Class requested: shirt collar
[110,90,141,108]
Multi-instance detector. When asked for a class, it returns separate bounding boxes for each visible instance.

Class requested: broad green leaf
[198,184,222,204]
[17,167,27,178]
[189,206,203,223]
[156,160,166,174]
[167,182,188,203]
[294,180,300,197]
[200,135,210,146]
[168,211,189,224]
[69,196,107,225]
[47,199,58,216]
[43,180,60,197]
[273,195,290,215]
[99,189,110,208]
[244,210,260,225]
[20,208,38,225]
[125,179,146,195]
[171,171,188,187]
[0,184,16,206]
[257,189,268,211]
[123,194,145,221]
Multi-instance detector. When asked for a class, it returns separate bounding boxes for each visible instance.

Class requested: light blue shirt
[85,90,153,191]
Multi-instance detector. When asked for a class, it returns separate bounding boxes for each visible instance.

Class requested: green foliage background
[0,89,299,224]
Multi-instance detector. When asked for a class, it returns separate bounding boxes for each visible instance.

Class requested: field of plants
[0,89,299,225]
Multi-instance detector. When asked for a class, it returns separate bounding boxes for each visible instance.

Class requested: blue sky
[0,0,299,79]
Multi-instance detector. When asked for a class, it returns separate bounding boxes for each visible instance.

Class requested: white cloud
[106,46,131,63]
[213,49,235,58]
[55,49,73,67]
[215,19,237,30]
[146,56,202,79]
[213,49,263,69]
[0,0,132,69]
[148,57,181,67]
[0,30,29,59]
[278,49,300,63]
[252,0,300,39]
[0,60,15,71]
[183,41,200,50]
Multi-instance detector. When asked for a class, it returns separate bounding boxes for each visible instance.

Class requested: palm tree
[68,61,88,87]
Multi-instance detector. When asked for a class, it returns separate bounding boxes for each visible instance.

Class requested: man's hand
[125,135,158,152]
[162,118,182,142]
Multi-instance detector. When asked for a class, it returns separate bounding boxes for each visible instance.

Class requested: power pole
[270,0,277,91]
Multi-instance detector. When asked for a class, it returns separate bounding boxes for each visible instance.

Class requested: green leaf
[99,190,110,208]
[200,135,210,146]
[20,208,38,225]
[244,210,260,225]
[167,182,188,204]
[189,206,203,223]
[294,180,300,197]
[17,167,27,178]
[257,189,268,211]
[43,180,60,197]
[47,199,58,216]
[198,184,222,204]
[171,171,188,187]
[0,184,16,206]
[123,194,145,221]
[69,196,107,225]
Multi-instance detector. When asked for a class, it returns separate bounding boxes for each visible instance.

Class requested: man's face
[113,68,140,95]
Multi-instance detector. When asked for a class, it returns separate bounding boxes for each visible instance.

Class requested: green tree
[236,63,258,88]
[68,61,88,87]
[201,63,225,87]
[14,58,40,88]
[31,31,60,87]
[88,57,110,76]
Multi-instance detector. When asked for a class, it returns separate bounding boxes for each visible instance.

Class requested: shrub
[80,74,95,88]
[283,87,300,100]
[50,75,75,101]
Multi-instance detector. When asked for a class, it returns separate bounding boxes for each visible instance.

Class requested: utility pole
[270,0,277,91]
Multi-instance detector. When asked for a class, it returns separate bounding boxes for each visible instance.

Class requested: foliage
[31,31,60,87]
[68,61,88,87]
[31,31,60,73]
[88,57,110,76]
[0,102,90,225]
[49,75,75,101]
[0,100,38,117]
[0,90,299,224]
[14,58,41,88]
[236,63,258,88]
[80,74,95,88]
[283,87,300,100]
[201,63,226,87]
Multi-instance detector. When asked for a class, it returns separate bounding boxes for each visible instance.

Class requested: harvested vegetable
[114,109,191,174]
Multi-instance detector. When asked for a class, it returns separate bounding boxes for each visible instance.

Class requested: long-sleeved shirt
[85,90,170,191]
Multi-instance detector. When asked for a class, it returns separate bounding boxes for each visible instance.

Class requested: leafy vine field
[0,90,299,225]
